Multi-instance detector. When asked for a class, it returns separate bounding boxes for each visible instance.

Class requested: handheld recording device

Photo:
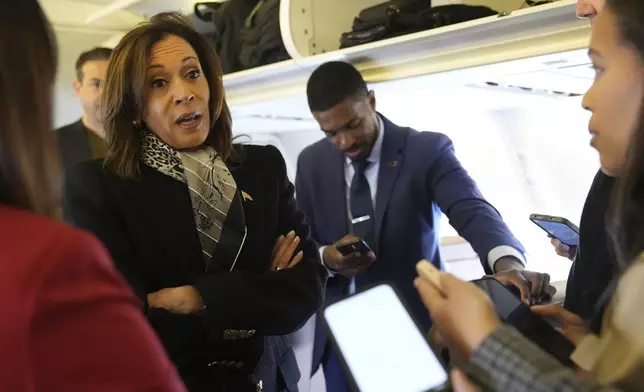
[322,283,449,392]
[472,277,575,367]
[337,239,373,256]
[530,214,580,247]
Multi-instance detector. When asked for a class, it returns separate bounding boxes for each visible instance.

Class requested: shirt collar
[345,115,385,167]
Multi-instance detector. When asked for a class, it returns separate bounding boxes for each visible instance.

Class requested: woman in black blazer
[63,12,325,392]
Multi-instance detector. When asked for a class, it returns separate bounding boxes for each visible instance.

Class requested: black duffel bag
[340,1,498,48]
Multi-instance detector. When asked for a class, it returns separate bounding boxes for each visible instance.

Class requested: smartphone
[416,259,442,291]
[337,239,372,256]
[530,214,580,247]
[322,283,449,392]
[472,277,575,367]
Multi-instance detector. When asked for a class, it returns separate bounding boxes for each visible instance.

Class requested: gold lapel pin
[388,161,398,167]
[241,191,253,202]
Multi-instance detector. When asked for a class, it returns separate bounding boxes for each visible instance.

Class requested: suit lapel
[374,116,406,246]
[225,162,251,271]
[325,144,350,236]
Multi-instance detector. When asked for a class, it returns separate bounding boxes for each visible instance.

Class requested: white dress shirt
[320,116,525,275]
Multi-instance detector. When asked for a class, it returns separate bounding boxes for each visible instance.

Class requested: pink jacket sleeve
[30,229,187,392]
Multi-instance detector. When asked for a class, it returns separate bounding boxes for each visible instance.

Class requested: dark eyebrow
[322,118,358,134]
[148,56,198,70]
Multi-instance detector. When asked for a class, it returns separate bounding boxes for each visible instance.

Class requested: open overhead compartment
[282,0,526,58]
[52,0,590,107]
[223,0,589,106]
[46,0,591,121]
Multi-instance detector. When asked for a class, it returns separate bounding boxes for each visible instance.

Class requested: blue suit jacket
[295,115,524,333]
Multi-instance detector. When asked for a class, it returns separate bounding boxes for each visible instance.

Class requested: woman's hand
[531,304,589,346]
[414,273,501,361]
[271,230,303,271]
[147,286,204,314]
[451,368,481,392]
[550,236,577,261]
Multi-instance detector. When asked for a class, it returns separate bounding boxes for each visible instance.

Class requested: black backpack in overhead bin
[194,0,290,74]
[340,0,499,48]
[195,0,259,74]
[238,0,290,70]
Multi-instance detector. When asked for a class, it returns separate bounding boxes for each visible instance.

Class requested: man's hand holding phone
[323,234,376,277]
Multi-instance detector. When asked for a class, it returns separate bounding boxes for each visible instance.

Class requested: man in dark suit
[56,47,112,169]
[296,62,553,392]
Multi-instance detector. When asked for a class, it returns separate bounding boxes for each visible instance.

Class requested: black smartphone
[336,239,372,256]
[530,213,580,247]
[322,283,449,392]
[472,277,575,367]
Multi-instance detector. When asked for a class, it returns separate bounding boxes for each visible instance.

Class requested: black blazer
[564,170,618,329]
[62,144,325,386]
[56,120,93,169]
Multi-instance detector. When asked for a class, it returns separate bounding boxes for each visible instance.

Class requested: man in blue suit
[295,61,554,392]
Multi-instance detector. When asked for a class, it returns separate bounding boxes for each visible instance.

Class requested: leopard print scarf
[140,131,246,271]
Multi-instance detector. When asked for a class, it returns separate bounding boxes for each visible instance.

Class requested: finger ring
[276,267,283,271]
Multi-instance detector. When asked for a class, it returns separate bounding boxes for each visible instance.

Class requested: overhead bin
[88,1,590,108]
[281,0,383,58]
[282,0,525,58]
[222,0,589,106]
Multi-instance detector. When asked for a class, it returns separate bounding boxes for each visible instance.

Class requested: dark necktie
[350,160,376,249]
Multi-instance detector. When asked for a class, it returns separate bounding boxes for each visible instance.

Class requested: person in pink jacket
[0,2,187,391]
